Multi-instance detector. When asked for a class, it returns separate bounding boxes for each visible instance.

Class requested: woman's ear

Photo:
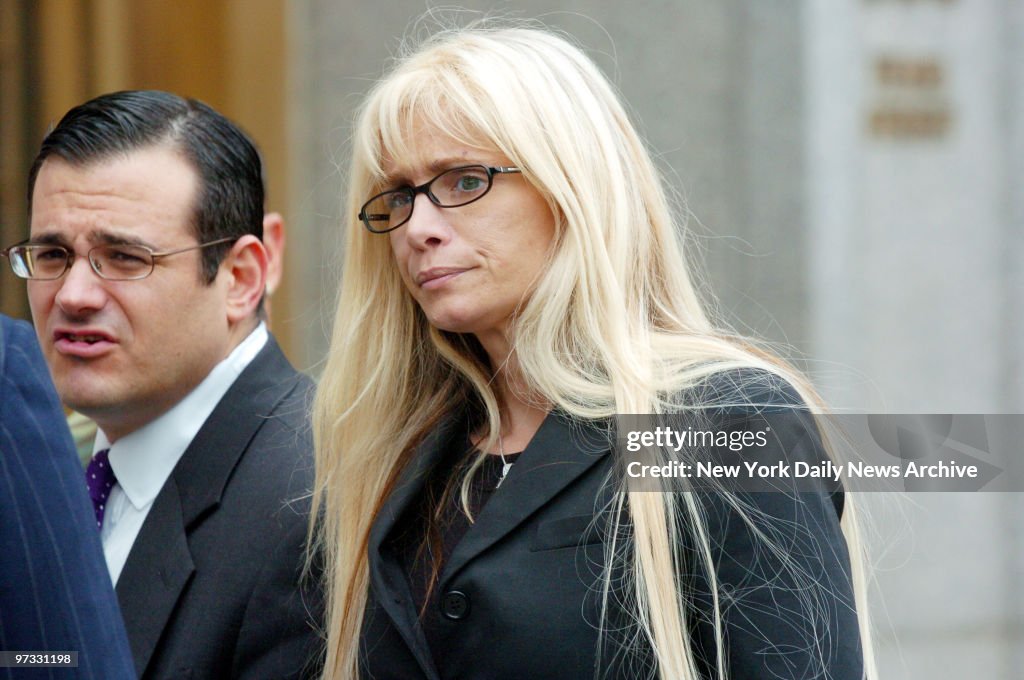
[223,235,268,324]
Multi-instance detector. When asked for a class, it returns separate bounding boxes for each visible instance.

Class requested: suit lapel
[115,338,301,677]
[441,411,611,586]
[171,340,301,527]
[366,415,463,680]
[116,480,194,677]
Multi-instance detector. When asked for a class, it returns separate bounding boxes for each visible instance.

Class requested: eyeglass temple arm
[148,237,237,259]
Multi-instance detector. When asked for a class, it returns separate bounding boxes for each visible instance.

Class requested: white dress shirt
[92,323,268,584]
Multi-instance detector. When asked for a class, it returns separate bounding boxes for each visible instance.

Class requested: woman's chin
[425,310,509,341]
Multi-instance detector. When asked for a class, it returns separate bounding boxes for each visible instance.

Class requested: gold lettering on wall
[863,0,955,4]
[868,56,952,139]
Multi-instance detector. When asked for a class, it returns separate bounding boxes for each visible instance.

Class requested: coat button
[441,590,470,620]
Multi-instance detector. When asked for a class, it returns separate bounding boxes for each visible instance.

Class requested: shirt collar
[94,323,269,511]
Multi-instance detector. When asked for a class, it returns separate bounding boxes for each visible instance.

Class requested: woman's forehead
[377,122,506,182]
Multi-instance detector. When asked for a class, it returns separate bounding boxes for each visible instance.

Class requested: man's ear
[223,235,268,324]
[263,212,286,296]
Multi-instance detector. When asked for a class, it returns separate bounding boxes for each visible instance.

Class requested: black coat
[361,393,864,679]
[115,337,323,680]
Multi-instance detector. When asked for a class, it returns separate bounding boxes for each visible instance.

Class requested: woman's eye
[453,173,486,193]
[386,191,413,210]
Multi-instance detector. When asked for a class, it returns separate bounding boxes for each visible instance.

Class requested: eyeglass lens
[7,244,156,281]
[363,165,494,232]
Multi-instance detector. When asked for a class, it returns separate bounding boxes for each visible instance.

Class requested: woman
[313,23,873,680]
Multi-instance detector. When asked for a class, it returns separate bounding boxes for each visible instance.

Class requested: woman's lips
[416,267,469,289]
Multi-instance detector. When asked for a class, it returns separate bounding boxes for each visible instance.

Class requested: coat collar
[115,336,302,677]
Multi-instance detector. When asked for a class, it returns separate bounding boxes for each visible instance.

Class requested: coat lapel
[115,480,194,677]
[171,340,302,528]
[366,415,464,680]
[115,338,301,677]
[441,411,611,586]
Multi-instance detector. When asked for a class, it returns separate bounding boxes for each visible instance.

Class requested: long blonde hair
[312,22,875,680]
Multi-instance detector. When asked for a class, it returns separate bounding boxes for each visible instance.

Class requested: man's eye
[34,247,67,261]
[108,249,147,263]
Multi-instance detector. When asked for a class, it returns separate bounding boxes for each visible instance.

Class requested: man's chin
[56,380,124,421]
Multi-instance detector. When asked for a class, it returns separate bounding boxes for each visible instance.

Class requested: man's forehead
[33,145,198,201]
[30,227,154,248]
[33,147,197,208]
[30,146,198,241]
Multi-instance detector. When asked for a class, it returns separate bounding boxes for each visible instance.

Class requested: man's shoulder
[175,335,315,510]
[227,334,312,412]
[0,312,29,338]
[202,334,314,433]
[1,315,68,433]
[1,314,40,369]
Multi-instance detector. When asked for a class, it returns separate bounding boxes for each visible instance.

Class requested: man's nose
[54,255,107,316]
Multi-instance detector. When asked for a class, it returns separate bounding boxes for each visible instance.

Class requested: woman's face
[383,123,556,345]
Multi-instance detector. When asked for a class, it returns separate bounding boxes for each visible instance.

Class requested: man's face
[28,146,233,441]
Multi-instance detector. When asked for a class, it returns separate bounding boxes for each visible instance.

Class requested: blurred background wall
[2,1,1021,677]
[0,0,294,352]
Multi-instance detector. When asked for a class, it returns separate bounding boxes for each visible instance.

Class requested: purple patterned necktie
[86,448,117,530]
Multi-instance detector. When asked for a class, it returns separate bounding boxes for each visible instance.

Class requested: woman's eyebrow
[379,172,410,189]
[383,156,485,186]
[425,156,477,173]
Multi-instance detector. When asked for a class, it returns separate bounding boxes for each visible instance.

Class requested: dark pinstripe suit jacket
[0,313,135,679]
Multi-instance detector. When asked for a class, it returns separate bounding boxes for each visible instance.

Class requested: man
[8,90,321,679]
[66,210,288,467]
[0,313,135,679]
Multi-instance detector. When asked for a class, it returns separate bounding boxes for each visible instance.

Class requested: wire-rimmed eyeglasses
[358,165,522,234]
[0,237,237,281]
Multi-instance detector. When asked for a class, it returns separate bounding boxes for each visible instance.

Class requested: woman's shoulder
[682,366,845,518]
[681,366,809,413]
